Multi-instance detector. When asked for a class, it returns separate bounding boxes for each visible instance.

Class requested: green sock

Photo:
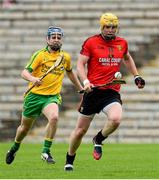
[11,141,21,152]
[42,139,53,153]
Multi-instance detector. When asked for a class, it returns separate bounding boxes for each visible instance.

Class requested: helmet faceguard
[100,13,119,40]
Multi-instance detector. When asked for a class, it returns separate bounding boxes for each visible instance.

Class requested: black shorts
[78,89,122,115]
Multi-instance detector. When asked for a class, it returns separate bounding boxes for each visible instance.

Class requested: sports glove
[134,75,145,87]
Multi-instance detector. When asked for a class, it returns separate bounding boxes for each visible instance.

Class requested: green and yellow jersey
[25,46,72,95]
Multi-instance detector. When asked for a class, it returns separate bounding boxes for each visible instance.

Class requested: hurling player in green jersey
[6,26,83,165]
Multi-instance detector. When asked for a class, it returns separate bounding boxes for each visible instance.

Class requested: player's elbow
[21,69,30,81]
[21,70,26,79]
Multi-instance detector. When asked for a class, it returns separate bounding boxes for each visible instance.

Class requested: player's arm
[77,54,93,92]
[66,69,83,91]
[21,52,42,86]
[21,69,42,86]
[123,52,145,89]
[123,52,139,76]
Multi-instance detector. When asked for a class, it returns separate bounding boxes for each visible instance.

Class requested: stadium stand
[0,0,159,142]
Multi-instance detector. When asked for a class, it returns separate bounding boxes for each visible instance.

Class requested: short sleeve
[124,40,128,55]
[80,38,92,57]
[25,51,42,72]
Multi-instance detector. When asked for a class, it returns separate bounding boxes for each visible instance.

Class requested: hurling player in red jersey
[64,13,145,171]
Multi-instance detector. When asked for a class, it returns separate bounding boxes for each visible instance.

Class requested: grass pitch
[0,143,158,179]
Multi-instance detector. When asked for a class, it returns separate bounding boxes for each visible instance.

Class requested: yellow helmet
[100,13,119,29]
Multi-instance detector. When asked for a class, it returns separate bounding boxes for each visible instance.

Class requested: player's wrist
[134,75,140,80]
[83,79,90,86]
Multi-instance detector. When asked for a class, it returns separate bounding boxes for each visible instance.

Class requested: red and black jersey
[80,34,128,92]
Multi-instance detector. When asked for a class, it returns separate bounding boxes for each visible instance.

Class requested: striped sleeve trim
[25,67,33,73]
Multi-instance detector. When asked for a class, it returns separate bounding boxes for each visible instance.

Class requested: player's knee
[110,116,121,126]
[75,128,87,138]
[49,115,58,125]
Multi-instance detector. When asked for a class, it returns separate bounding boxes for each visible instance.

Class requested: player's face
[101,25,117,40]
[47,33,62,51]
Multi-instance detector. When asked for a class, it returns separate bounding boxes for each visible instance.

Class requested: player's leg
[93,102,122,160]
[102,102,122,136]
[64,114,93,171]
[41,102,59,164]
[6,93,43,165]
[6,116,35,164]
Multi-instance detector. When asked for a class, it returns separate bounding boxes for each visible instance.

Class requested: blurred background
[0,0,159,143]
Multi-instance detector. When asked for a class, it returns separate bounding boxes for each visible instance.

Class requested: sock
[94,130,107,144]
[66,152,76,165]
[42,138,53,153]
[11,141,21,152]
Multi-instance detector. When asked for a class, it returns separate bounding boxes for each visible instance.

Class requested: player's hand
[31,77,42,86]
[83,79,94,93]
[134,75,145,89]
[84,83,93,93]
